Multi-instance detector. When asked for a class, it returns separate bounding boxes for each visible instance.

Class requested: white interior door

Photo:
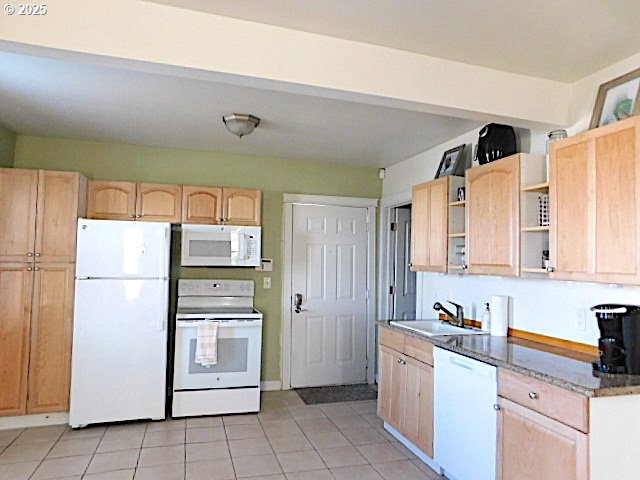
[392,206,416,319]
[290,204,368,388]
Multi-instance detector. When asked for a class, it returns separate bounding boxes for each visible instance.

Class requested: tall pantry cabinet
[0,168,87,416]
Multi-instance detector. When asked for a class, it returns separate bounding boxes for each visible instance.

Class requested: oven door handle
[176,321,262,328]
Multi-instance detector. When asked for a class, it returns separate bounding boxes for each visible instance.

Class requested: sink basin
[389,320,487,337]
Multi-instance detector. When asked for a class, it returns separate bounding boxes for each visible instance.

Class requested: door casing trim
[281,194,378,389]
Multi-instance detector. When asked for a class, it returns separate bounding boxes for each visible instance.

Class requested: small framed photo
[435,145,465,179]
[590,67,640,129]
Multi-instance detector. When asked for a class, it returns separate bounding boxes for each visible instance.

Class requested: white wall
[383,53,640,346]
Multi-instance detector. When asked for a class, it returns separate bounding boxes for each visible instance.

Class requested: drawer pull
[493,404,501,411]
[529,391,539,400]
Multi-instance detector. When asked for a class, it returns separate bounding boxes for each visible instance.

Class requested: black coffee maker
[591,304,640,374]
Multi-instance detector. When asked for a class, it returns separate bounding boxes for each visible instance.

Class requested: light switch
[263,277,272,289]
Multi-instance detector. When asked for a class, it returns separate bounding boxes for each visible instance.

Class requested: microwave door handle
[238,233,247,260]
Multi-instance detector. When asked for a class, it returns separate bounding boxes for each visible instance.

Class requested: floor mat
[295,383,378,405]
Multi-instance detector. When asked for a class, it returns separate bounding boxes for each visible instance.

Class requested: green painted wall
[0,124,16,167]
[14,135,382,382]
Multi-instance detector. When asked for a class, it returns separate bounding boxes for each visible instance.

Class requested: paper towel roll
[490,295,510,337]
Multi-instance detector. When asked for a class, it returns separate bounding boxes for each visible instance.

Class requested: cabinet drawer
[380,327,405,352]
[404,335,434,365]
[498,369,588,433]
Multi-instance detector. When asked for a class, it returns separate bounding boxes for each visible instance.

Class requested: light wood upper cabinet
[0,169,86,263]
[27,263,75,414]
[0,169,38,262]
[136,183,182,223]
[497,397,588,480]
[550,116,640,284]
[0,264,33,417]
[88,181,182,223]
[89,181,261,225]
[411,177,449,272]
[223,188,261,226]
[87,180,136,220]
[35,171,87,263]
[182,186,223,224]
[466,154,521,276]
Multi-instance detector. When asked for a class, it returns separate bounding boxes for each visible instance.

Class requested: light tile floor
[0,391,444,480]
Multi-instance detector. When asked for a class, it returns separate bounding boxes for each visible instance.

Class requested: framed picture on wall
[590,67,640,129]
[435,144,465,179]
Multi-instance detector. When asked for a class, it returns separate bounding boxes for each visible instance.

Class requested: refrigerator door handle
[160,279,168,332]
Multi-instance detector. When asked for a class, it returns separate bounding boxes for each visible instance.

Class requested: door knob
[294,293,303,313]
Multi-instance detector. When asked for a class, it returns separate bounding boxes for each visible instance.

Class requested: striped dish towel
[195,321,220,367]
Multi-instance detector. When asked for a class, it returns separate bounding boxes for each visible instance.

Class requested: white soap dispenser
[481,303,491,332]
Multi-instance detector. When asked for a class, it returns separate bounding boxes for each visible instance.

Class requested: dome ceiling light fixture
[222,113,261,138]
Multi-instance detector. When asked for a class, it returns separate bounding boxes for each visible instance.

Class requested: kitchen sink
[389,320,487,337]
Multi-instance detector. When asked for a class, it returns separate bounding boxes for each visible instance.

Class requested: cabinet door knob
[529,391,539,400]
[546,266,555,273]
[462,264,468,270]
[129,215,136,219]
[34,267,40,271]
[34,252,41,257]
[27,252,34,257]
[27,267,32,271]
[493,404,501,411]
[136,214,142,218]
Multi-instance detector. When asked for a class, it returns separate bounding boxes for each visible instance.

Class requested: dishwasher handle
[449,355,476,371]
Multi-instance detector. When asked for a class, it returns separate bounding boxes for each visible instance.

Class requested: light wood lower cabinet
[403,356,434,457]
[378,329,434,457]
[497,397,588,480]
[0,263,33,416]
[0,262,75,416]
[497,369,589,480]
[377,345,407,432]
[27,264,75,413]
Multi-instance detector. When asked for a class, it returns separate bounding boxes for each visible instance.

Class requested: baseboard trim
[0,412,69,431]
[260,381,282,391]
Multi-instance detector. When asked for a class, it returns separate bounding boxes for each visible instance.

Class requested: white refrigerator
[70,219,170,428]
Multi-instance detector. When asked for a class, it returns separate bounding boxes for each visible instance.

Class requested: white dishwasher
[434,347,497,480]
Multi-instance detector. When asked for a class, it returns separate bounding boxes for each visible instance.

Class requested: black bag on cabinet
[475,123,518,165]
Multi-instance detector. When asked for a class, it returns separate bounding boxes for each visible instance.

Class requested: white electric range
[172,279,263,417]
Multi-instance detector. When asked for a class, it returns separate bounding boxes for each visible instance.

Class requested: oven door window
[173,322,261,390]
[188,338,248,374]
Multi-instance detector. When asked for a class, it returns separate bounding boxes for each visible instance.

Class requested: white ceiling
[0,51,480,167]
[149,0,640,82]
[2,2,639,167]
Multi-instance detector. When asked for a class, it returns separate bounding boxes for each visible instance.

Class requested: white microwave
[181,225,261,267]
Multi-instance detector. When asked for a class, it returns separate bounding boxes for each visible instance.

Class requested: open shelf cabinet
[521,156,549,275]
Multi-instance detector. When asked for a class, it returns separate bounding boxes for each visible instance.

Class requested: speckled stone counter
[378,320,640,397]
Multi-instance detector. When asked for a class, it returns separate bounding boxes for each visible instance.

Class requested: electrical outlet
[575,308,587,331]
[263,277,272,289]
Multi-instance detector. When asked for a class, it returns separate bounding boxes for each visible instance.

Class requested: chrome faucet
[433,301,465,328]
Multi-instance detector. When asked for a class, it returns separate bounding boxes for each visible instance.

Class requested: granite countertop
[378,320,640,397]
